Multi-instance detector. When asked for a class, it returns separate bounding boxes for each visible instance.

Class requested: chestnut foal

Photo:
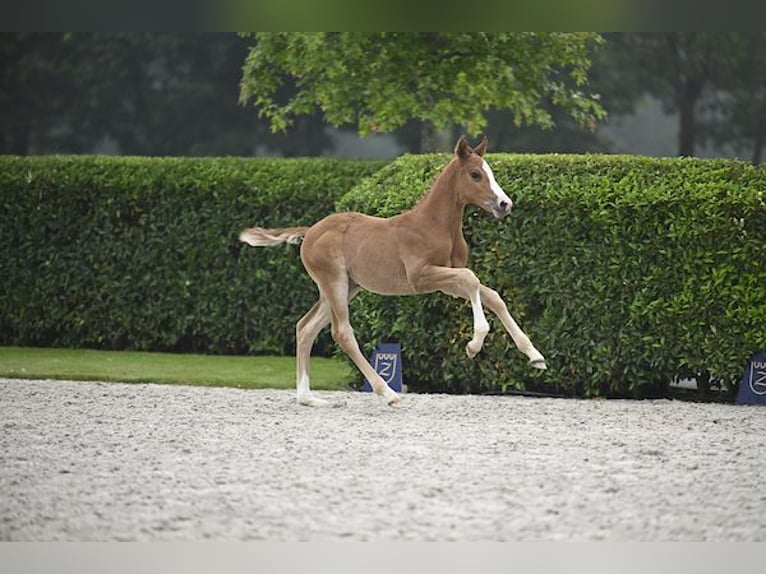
[240,136,546,407]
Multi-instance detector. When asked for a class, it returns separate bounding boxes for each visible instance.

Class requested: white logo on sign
[749,361,766,396]
[374,352,398,385]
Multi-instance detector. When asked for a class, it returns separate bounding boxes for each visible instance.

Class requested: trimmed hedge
[4,153,765,399]
[0,155,385,355]
[337,153,766,398]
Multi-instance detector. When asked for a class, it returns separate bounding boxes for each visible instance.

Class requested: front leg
[408,265,491,358]
[480,285,547,369]
[465,284,490,358]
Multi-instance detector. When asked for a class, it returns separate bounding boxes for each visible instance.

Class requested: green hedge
[0,155,385,355]
[337,153,766,398]
[4,153,765,398]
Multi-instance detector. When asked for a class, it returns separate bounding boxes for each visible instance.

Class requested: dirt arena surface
[2,378,765,541]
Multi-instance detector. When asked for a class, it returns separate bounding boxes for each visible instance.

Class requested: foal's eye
[470,170,482,182]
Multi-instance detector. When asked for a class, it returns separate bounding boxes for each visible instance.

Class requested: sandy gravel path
[2,378,765,541]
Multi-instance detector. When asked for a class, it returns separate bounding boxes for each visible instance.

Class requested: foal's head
[452,136,513,219]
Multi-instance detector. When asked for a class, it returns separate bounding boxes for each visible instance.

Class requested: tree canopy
[594,33,766,160]
[0,33,331,156]
[239,32,606,151]
[3,33,765,161]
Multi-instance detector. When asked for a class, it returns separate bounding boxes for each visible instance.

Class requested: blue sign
[362,342,403,393]
[736,351,766,405]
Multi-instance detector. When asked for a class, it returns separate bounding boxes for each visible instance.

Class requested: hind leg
[295,287,362,406]
[323,280,401,407]
[295,298,332,406]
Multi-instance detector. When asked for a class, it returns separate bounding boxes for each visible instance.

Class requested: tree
[239,33,606,152]
[598,33,743,157]
[0,33,72,154]
[702,33,766,164]
[0,33,333,156]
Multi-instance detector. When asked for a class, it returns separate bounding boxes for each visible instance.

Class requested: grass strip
[0,347,355,391]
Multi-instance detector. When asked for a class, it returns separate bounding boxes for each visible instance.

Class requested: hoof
[387,394,403,408]
[466,341,482,358]
[530,358,548,370]
[297,393,331,407]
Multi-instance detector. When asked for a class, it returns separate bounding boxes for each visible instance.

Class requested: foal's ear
[454,135,472,159]
[474,137,488,157]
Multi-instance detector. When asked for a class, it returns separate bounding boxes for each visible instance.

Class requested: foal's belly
[342,215,415,296]
[347,257,413,296]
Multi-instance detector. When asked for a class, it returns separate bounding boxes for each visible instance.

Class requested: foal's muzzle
[491,198,513,219]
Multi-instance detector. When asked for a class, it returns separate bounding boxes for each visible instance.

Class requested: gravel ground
[2,377,765,541]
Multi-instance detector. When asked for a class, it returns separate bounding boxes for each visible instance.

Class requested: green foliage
[595,33,766,159]
[240,33,605,139]
[5,153,764,398]
[0,33,332,157]
[337,153,766,397]
[0,155,385,355]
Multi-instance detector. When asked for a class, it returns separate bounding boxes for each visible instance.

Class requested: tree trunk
[8,124,30,155]
[752,123,764,165]
[667,34,703,158]
[678,88,697,157]
[697,370,711,400]
[419,121,437,153]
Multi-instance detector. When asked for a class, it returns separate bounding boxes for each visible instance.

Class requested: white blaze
[481,159,513,209]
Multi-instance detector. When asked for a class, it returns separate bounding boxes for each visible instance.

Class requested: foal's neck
[412,163,465,232]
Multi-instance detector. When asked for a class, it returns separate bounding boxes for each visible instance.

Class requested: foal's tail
[239,226,309,247]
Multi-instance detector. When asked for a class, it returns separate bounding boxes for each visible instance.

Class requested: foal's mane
[410,154,462,211]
